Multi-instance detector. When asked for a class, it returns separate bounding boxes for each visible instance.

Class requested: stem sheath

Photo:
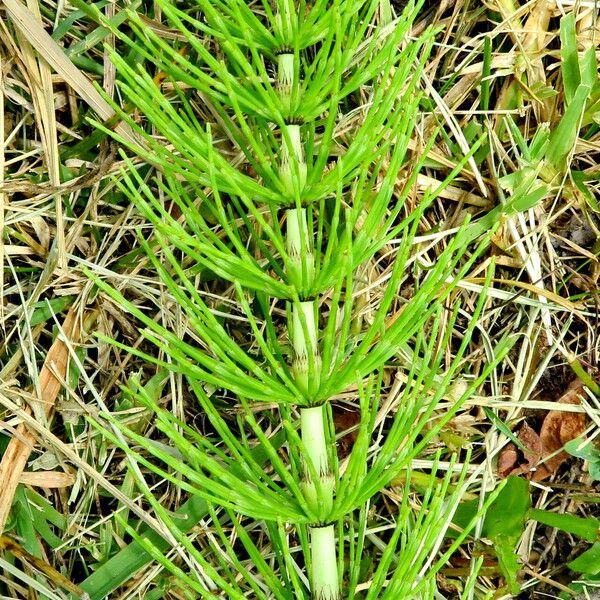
[310,525,339,600]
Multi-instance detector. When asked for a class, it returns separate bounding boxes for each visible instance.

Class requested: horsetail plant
[85,1,514,598]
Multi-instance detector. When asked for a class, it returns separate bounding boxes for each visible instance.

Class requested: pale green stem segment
[300,405,328,474]
[280,123,307,194]
[310,525,340,600]
[291,300,320,395]
[293,342,340,600]
[278,53,306,194]
[286,207,315,291]
[277,52,294,114]
[300,405,334,517]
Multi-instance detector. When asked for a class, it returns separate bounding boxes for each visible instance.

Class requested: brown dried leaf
[498,422,544,479]
[498,443,519,478]
[533,378,588,482]
[498,379,589,481]
[332,405,360,459]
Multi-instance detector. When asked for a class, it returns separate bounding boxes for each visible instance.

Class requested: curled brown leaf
[498,378,589,481]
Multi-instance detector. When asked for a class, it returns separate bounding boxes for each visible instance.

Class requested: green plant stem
[290,292,337,600]
[78,433,286,600]
[290,299,320,394]
[286,207,314,291]
[300,406,329,475]
[310,524,339,600]
[301,406,337,598]
[300,405,334,516]
[278,47,338,600]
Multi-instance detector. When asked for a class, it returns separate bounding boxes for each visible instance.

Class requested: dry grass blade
[1,0,137,145]
[0,308,79,532]
[0,53,4,321]
[0,535,85,596]
[15,0,64,266]
[17,470,75,488]
[0,389,178,540]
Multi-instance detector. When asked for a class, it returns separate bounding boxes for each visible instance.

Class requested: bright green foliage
[569,543,600,576]
[498,13,600,214]
[83,0,515,598]
[565,437,600,482]
[531,508,600,543]
[452,476,600,595]
[452,477,530,595]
